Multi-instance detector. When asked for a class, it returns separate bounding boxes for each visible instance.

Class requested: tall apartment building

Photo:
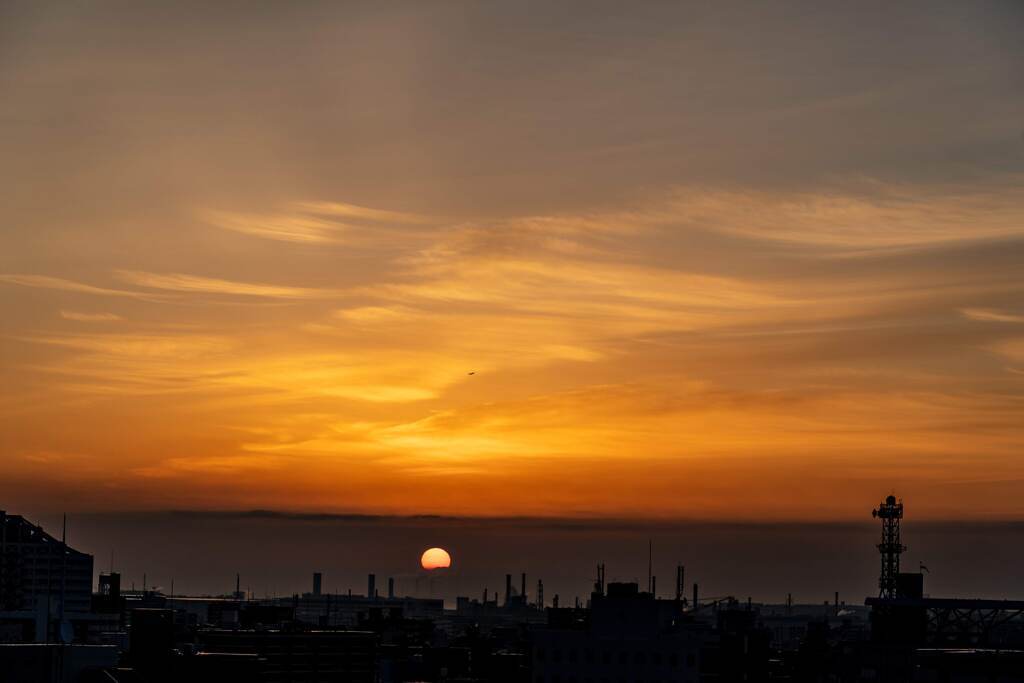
[0,510,94,616]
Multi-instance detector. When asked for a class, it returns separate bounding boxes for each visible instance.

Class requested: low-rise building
[531,583,710,683]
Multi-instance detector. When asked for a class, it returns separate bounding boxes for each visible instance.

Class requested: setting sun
[421,547,452,571]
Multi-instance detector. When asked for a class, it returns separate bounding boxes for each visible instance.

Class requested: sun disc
[420,547,451,570]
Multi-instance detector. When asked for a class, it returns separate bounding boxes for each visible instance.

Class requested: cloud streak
[962,308,1024,324]
[0,274,149,299]
[201,201,435,245]
[116,271,341,299]
[59,310,123,322]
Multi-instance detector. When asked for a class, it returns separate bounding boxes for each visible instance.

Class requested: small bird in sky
[467,371,476,375]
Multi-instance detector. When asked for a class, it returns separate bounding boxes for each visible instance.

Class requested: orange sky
[2,2,1023,520]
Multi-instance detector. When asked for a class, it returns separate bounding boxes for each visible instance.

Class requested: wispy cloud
[0,274,148,298]
[663,182,1024,249]
[133,454,287,478]
[59,310,123,322]
[296,201,432,224]
[962,308,1024,323]
[28,332,233,358]
[200,210,347,244]
[989,339,1024,363]
[5,182,1024,517]
[117,271,340,299]
[201,201,434,244]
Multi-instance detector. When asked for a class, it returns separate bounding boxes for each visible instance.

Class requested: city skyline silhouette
[2,1,1023,680]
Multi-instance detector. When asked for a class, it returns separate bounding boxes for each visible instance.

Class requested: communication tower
[872,495,906,599]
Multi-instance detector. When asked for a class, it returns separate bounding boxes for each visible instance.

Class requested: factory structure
[2,499,1024,681]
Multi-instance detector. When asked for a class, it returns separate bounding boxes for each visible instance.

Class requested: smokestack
[388,577,395,599]
[675,565,685,602]
[505,574,512,606]
[692,582,698,610]
[537,579,544,609]
[368,574,376,600]
[313,572,322,597]
[835,591,840,617]
[521,572,526,601]
[483,588,488,603]
[651,576,656,598]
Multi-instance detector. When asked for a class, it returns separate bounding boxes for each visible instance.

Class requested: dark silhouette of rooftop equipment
[873,495,906,599]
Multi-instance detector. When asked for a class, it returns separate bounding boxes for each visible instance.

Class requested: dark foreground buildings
[1,510,102,644]
[2,500,1024,682]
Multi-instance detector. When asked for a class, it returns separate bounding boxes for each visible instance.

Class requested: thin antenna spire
[59,513,67,641]
[647,539,652,594]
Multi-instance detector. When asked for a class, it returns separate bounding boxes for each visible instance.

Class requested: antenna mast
[872,495,906,599]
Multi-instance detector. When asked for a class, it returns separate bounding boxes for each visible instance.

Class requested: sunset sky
[3,1,1023,521]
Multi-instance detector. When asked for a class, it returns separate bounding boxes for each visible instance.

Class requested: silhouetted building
[0,643,118,682]
[912,648,1024,682]
[129,608,175,668]
[532,582,709,683]
[92,572,123,616]
[705,604,771,681]
[0,512,93,615]
[198,629,376,683]
[0,511,94,643]
[294,593,443,628]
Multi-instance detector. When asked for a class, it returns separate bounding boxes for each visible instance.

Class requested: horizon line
[23,508,1024,528]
